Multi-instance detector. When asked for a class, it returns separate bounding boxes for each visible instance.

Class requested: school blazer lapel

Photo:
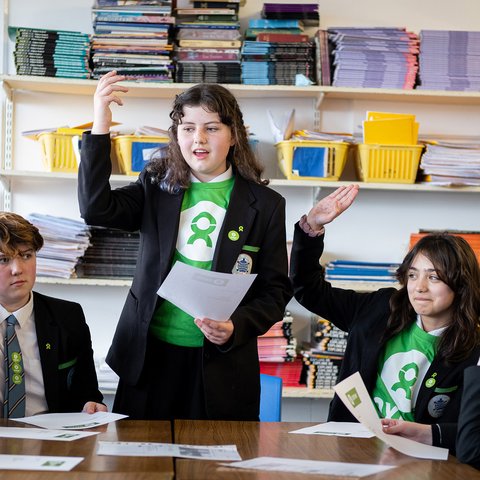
[156,189,184,281]
[33,293,60,411]
[212,176,256,273]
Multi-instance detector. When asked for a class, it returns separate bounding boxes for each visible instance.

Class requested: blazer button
[204,352,210,359]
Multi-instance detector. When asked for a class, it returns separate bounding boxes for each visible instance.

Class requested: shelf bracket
[1,79,13,170]
[313,92,325,131]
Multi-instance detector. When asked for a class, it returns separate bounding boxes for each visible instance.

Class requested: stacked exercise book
[420,138,480,186]
[241,12,316,85]
[417,30,480,91]
[90,0,175,82]
[328,27,419,89]
[300,315,348,390]
[76,226,140,279]
[11,26,91,79]
[259,311,303,387]
[27,213,91,279]
[174,0,242,84]
[324,260,400,283]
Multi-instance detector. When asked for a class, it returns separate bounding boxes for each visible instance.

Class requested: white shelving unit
[2,75,480,400]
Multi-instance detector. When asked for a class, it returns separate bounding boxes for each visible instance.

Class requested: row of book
[28,213,139,279]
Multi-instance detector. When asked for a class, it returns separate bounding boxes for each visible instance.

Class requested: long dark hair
[147,83,267,193]
[385,234,480,363]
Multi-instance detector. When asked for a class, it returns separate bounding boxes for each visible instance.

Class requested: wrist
[299,214,324,237]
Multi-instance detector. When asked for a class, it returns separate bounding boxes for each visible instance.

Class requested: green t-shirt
[372,321,439,421]
[150,176,235,347]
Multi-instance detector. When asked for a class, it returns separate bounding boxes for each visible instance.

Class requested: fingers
[195,318,234,345]
[95,70,129,105]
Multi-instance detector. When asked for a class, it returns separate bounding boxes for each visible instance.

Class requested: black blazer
[290,224,480,452]
[33,291,103,412]
[456,366,480,469]
[78,133,292,419]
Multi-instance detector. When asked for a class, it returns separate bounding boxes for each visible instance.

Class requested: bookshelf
[3,0,480,421]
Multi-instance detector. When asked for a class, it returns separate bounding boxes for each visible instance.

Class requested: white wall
[2,1,480,421]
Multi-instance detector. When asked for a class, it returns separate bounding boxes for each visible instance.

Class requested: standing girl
[78,71,292,420]
[290,184,480,452]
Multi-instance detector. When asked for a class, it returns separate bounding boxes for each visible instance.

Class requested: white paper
[97,441,241,461]
[13,412,127,430]
[333,371,449,460]
[0,426,98,441]
[157,262,256,321]
[221,456,394,477]
[289,421,375,438]
[0,454,83,471]
[267,109,295,143]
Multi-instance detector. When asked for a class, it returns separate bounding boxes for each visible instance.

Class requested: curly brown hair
[147,83,268,193]
[386,233,480,363]
[0,212,44,256]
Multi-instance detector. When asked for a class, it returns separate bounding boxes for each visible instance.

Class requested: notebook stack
[241,17,315,85]
[259,311,302,387]
[417,30,480,91]
[328,27,419,89]
[420,138,480,186]
[27,213,91,279]
[12,26,91,79]
[174,0,242,83]
[300,315,348,390]
[91,0,175,82]
[76,226,140,279]
[410,230,480,264]
[325,260,400,283]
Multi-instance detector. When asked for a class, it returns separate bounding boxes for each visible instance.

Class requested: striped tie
[3,315,25,418]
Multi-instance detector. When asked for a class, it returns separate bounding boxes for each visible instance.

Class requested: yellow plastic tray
[112,135,169,175]
[275,140,349,181]
[37,132,79,173]
[356,144,424,183]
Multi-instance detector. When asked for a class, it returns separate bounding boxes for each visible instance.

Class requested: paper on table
[157,262,256,321]
[0,454,83,471]
[333,371,449,460]
[221,456,394,477]
[0,426,98,441]
[13,412,127,430]
[97,441,241,460]
[289,421,375,438]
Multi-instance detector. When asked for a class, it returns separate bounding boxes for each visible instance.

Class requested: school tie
[3,315,26,418]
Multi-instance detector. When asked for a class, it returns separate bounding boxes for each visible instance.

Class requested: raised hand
[92,70,129,134]
[306,184,359,231]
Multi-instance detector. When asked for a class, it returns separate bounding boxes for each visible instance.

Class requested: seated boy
[0,212,105,417]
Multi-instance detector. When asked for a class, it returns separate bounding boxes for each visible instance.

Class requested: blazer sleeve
[456,366,480,468]
[78,132,145,231]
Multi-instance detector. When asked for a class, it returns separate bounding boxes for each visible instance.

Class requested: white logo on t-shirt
[177,201,226,262]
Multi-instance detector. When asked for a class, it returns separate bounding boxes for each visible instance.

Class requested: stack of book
[90,0,175,82]
[325,260,400,283]
[420,138,480,186]
[259,311,302,387]
[76,226,139,279]
[27,213,91,279]
[241,18,315,85]
[417,30,480,91]
[313,29,332,86]
[410,230,480,264]
[300,315,347,390]
[328,27,419,89]
[11,26,91,79]
[260,3,319,24]
[174,0,242,83]
[257,310,297,363]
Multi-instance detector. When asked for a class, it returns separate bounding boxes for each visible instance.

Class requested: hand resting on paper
[195,317,234,345]
[381,418,433,445]
[82,401,108,414]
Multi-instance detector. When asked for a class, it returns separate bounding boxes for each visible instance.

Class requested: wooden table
[174,420,480,479]
[0,419,173,479]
